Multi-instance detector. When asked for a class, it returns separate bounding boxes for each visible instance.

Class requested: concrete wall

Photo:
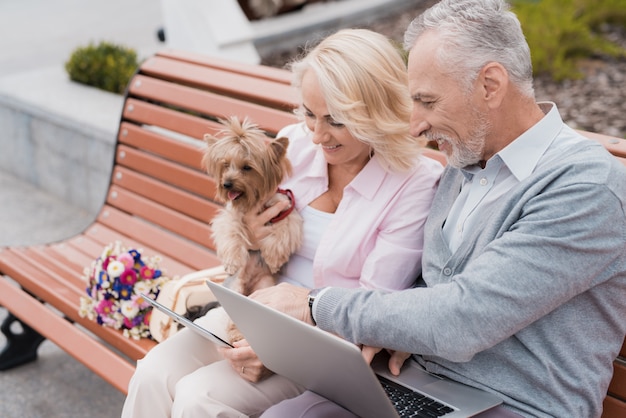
[0,67,120,214]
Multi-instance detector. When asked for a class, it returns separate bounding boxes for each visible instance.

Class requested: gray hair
[404,0,534,97]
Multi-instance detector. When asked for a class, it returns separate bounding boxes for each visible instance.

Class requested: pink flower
[120,269,138,285]
[133,293,151,309]
[118,253,134,269]
[123,317,134,328]
[102,256,113,270]
[140,266,154,279]
[95,299,115,316]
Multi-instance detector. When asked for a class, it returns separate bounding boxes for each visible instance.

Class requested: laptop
[141,294,233,348]
[206,280,503,418]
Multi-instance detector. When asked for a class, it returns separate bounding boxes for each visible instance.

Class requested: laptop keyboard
[378,376,455,417]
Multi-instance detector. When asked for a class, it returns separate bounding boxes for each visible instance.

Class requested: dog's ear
[201,134,220,175]
[203,133,218,147]
[270,136,289,159]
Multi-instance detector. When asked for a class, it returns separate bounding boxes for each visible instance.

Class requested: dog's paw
[223,263,238,275]
[218,247,249,274]
[259,241,293,273]
[227,321,245,344]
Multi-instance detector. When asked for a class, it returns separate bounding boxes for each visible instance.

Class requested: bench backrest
[99,50,299,276]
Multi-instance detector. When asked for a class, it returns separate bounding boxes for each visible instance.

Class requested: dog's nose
[223,181,233,189]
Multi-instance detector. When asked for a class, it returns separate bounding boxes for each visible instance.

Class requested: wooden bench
[0,49,625,417]
[0,49,299,393]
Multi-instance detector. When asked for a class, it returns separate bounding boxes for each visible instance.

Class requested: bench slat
[24,246,86,288]
[115,144,214,199]
[119,122,205,170]
[113,166,219,224]
[106,185,215,249]
[123,97,220,143]
[156,49,292,84]
[0,279,136,393]
[48,242,94,273]
[139,56,297,109]
[127,77,297,135]
[609,359,626,401]
[65,235,110,259]
[95,206,220,271]
[603,395,626,418]
[580,130,626,159]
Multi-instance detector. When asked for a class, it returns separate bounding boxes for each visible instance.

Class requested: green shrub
[65,41,139,94]
[512,0,626,81]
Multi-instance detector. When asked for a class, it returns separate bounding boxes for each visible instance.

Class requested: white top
[279,205,333,288]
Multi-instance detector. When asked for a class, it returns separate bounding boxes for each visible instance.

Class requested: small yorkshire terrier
[202,117,303,340]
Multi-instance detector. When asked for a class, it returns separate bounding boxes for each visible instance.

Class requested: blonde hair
[289,29,425,172]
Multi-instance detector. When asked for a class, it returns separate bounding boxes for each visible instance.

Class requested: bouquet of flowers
[79,241,171,340]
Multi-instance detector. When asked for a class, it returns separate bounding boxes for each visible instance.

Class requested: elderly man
[254,0,626,417]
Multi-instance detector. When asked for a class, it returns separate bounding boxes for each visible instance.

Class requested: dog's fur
[202,117,303,342]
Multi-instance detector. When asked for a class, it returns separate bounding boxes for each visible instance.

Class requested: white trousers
[121,307,305,418]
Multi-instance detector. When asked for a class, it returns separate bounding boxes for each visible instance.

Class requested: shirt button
[479,177,488,186]
[443,267,452,276]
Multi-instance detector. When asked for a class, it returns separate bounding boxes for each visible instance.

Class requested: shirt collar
[496,102,563,181]
[349,155,387,200]
[309,147,386,200]
[460,102,563,181]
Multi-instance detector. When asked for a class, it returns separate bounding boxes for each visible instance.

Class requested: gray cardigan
[315,124,626,417]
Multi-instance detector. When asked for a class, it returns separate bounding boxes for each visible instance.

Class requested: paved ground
[0,1,163,417]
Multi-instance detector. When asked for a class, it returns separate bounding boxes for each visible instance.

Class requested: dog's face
[203,117,291,213]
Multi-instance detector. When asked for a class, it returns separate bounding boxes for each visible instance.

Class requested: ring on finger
[241,366,245,374]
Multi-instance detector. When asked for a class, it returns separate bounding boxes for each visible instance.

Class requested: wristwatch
[307,288,323,325]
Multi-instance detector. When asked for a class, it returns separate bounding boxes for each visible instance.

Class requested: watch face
[307,288,323,325]
[308,288,322,306]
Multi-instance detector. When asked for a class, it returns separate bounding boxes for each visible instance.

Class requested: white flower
[107,260,125,277]
[120,300,140,319]
[133,281,151,296]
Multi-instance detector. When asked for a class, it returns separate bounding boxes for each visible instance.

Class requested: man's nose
[410,107,430,138]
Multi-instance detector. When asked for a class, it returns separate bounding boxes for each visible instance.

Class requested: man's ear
[480,62,508,108]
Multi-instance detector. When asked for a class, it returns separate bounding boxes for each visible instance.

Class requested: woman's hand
[219,339,274,383]
[243,200,291,250]
[361,346,411,376]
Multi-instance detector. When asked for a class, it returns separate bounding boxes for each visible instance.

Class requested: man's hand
[219,339,274,383]
[361,346,411,376]
[250,283,313,325]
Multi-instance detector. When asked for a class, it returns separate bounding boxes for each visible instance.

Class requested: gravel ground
[261,1,626,139]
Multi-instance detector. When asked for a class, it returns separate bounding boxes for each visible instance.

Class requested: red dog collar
[269,189,296,223]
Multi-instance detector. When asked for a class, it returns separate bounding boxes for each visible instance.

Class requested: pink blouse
[279,123,443,291]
